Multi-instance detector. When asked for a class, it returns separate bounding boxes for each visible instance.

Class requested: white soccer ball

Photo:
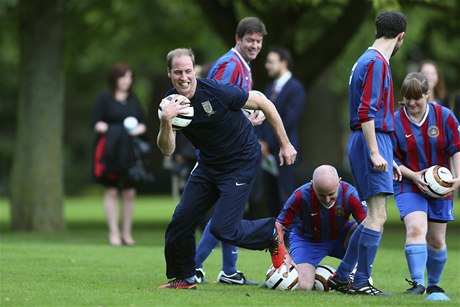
[265,264,299,290]
[158,94,194,130]
[242,90,266,120]
[123,116,138,131]
[423,165,453,198]
[241,108,265,120]
[314,264,335,291]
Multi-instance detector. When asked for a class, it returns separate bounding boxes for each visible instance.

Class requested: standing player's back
[349,48,394,132]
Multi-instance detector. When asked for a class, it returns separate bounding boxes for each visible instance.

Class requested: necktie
[270,82,278,101]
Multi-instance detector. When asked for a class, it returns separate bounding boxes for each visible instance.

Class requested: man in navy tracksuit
[158,48,297,289]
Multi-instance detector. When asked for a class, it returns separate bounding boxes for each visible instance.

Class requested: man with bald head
[274,165,367,291]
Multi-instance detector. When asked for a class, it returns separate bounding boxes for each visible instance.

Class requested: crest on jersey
[335,206,344,216]
[428,125,439,138]
[201,101,216,116]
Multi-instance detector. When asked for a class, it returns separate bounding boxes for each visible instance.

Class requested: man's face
[235,32,264,62]
[168,55,196,98]
[265,52,283,78]
[313,180,340,209]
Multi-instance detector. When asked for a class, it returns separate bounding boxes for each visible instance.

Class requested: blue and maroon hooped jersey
[276,181,367,243]
[393,103,460,196]
[349,48,394,132]
[207,48,252,91]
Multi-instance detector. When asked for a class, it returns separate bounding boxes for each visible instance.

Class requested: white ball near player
[158,94,194,130]
[241,108,265,120]
[423,165,453,198]
[314,264,335,291]
[265,264,299,290]
[242,90,266,120]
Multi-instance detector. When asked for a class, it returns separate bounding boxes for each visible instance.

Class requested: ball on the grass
[423,165,453,198]
[314,264,335,291]
[265,264,299,290]
[158,94,194,130]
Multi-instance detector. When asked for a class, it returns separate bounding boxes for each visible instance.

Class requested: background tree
[10,0,66,231]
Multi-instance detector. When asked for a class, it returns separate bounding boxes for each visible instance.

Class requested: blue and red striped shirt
[393,103,460,196]
[276,181,367,243]
[349,48,394,132]
[207,48,252,91]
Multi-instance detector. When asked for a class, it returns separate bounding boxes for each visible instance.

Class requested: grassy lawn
[0,195,459,306]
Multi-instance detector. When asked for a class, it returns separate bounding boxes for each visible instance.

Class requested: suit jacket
[258,76,306,160]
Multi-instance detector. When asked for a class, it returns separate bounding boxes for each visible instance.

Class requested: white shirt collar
[368,47,389,65]
[403,104,430,127]
[231,48,251,72]
[274,71,292,92]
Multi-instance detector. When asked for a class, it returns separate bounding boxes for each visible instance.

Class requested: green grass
[1,195,459,306]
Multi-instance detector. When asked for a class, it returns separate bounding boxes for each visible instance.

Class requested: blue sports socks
[336,223,364,282]
[353,227,382,287]
[195,221,219,269]
[405,243,427,285]
[195,220,238,275]
[222,243,238,275]
[426,248,447,287]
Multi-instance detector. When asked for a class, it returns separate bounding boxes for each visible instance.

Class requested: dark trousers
[164,159,275,280]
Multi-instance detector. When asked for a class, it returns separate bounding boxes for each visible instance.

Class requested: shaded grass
[0,195,459,306]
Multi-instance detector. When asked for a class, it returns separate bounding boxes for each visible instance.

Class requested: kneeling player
[276,165,366,290]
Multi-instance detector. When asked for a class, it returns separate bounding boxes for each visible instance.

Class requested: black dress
[90,91,146,188]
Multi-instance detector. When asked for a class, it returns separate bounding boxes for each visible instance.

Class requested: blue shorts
[395,192,454,222]
[347,131,394,200]
[289,222,355,267]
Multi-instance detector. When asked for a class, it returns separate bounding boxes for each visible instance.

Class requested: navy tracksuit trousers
[164,157,275,280]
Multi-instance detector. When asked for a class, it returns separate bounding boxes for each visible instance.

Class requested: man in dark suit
[259,46,306,217]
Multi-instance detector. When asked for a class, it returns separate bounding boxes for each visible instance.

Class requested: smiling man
[207,17,266,92]
[157,48,297,289]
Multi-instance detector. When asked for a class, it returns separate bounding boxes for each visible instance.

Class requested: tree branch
[296,0,371,87]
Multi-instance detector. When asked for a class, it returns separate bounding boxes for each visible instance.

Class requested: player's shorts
[289,222,356,267]
[395,192,454,222]
[347,131,394,200]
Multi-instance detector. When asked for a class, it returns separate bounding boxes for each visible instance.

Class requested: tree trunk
[10,0,66,231]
